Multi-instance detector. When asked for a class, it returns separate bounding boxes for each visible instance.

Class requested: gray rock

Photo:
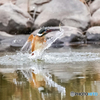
[87,26,100,34]
[0,44,10,52]
[90,0,100,14]
[0,31,14,43]
[15,0,51,12]
[0,0,16,5]
[40,19,63,27]
[0,3,33,34]
[34,0,90,30]
[0,31,13,37]
[0,0,9,5]
[15,0,29,12]
[1,35,29,47]
[86,26,100,41]
[91,8,100,26]
[79,0,86,4]
[51,39,64,48]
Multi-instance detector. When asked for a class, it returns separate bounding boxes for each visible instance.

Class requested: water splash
[0,52,100,65]
[21,28,64,57]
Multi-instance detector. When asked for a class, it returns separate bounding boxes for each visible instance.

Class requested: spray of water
[0,51,100,66]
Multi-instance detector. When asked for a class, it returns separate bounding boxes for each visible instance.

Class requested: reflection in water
[0,63,66,100]
[0,60,100,100]
[21,67,65,94]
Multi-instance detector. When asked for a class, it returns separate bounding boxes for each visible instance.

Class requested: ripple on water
[43,52,100,63]
[0,52,100,65]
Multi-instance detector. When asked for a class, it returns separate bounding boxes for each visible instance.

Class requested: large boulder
[0,43,10,52]
[1,35,29,47]
[0,31,13,51]
[0,31,13,37]
[0,3,33,34]
[0,0,16,5]
[90,0,100,14]
[0,31,13,42]
[91,8,100,26]
[15,0,51,12]
[0,0,9,5]
[0,31,29,51]
[86,26,100,41]
[15,0,29,12]
[34,0,90,30]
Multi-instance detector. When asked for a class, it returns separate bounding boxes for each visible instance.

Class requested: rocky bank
[0,0,100,51]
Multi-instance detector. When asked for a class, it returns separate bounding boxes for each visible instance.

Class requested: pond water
[0,45,100,100]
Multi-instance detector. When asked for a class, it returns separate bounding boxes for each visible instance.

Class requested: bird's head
[37,27,60,37]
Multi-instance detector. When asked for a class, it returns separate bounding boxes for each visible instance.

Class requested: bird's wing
[21,34,34,52]
[43,30,64,51]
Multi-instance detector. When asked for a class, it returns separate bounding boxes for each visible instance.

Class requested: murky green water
[0,45,100,100]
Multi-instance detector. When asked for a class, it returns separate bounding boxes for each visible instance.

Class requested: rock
[86,26,100,41]
[0,31,13,37]
[80,0,86,4]
[51,39,64,48]
[80,0,94,4]
[0,3,33,34]
[15,0,29,12]
[1,35,29,47]
[0,0,9,5]
[91,8,100,26]
[1,0,50,12]
[0,31,13,41]
[90,0,100,14]
[34,0,90,30]
[15,0,51,12]
[0,0,16,5]
[87,26,100,34]
[40,19,63,27]
[0,44,10,52]
[0,31,12,51]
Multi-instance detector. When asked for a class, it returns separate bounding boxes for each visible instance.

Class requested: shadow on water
[0,46,100,100]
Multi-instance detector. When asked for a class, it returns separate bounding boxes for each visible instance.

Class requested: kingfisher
[23,27,60,55]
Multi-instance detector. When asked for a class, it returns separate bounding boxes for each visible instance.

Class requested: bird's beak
[49,29,60,32]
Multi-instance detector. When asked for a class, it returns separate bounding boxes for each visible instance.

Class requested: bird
[24,27,60,55]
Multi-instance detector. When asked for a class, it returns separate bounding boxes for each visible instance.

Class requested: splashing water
[0,29,64,65]
[0,52,100,65]
[21,29,64,59]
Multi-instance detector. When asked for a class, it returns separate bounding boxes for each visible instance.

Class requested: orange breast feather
[28,35,46,52]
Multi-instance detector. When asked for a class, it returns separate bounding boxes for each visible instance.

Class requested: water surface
[0,45,100,100]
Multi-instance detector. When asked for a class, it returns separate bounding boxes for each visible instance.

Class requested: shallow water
[0,46,100,100]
